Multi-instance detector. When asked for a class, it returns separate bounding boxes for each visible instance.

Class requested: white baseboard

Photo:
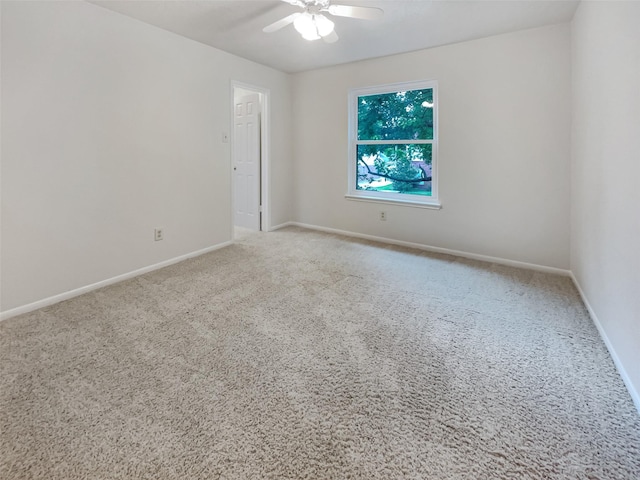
[268,221,294,232]
[570,273,640,414]
[288,222,570,276]
[0,241,233,322]
[3,222,638,415]
[285,221,639,414]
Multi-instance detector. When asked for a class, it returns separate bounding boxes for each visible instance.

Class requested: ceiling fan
[263,0,383,43]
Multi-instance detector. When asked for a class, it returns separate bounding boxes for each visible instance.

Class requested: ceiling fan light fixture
[294,13,320,40]
[293,12,334,41]
[314,14,335,37]
[263,1,383,45]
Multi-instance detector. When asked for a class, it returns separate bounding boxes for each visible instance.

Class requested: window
[347,80,439,208]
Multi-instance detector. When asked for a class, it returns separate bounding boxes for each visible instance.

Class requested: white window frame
[346,80,440,209]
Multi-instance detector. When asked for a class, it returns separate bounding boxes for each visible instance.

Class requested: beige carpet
[1,226,639,479]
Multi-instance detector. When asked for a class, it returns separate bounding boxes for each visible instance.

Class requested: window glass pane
[356,143,432,196]
[357,89,433,141]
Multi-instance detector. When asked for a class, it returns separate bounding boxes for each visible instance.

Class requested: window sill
[345,194,442,210]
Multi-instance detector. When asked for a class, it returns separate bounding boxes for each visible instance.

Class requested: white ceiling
[90,0,580,73]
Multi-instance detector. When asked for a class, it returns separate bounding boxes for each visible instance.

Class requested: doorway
[231,83,269,237]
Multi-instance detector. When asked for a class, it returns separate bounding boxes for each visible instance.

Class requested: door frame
[230,81,271,237]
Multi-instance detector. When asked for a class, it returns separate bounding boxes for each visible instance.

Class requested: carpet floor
[1,226,639,479]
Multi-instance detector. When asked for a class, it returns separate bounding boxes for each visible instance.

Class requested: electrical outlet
[154,228,164,241]
[379,211,387,221]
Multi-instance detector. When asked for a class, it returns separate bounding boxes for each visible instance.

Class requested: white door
[234,93,261,230]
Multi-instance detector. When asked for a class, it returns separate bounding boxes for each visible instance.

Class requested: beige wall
[571,1,640,409]
[292,24,571,270]
[0,1,292,313]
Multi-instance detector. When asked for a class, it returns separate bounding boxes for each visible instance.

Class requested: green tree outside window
[356,88,434,196]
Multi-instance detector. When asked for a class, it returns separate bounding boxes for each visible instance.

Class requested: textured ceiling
[90,0,580,73]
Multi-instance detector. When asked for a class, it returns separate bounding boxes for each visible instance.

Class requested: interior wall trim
[0,241,233,322]
[278,222,639,415]
[570,273,640,415]
[282,221,570,276]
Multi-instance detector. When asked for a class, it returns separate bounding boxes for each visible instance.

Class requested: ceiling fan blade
[322,29,339,44]
[263,12,301,33]
[326,4,383,20]
[281,0,306,6]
